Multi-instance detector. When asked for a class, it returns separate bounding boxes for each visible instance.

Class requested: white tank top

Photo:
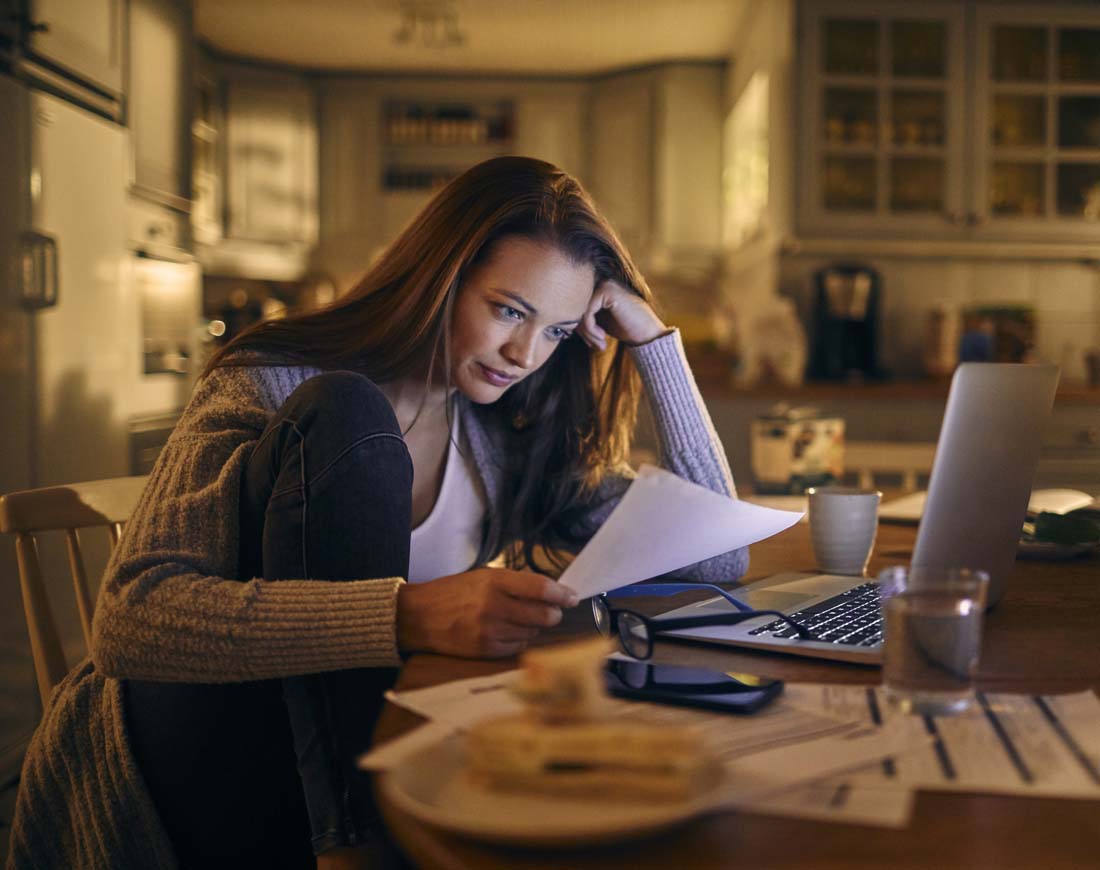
[407,413,488,583]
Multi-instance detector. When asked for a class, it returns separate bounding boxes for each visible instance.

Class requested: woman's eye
[547,327,573,341]
[495,304,524,321]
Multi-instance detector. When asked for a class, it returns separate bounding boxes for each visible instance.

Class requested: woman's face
[450,236,595,404]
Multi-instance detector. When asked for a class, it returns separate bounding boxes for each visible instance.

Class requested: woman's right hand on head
[395,568,581,658]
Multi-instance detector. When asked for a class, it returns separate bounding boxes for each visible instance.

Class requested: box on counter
[751,405,845,494]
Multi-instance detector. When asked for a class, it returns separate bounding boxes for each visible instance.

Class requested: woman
[7,156,747,869]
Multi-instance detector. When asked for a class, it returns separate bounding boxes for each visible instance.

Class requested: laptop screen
[912,363,1059,607]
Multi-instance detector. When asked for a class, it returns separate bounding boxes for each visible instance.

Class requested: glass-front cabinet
[974,6,1100,238]
[800,2,967,237]
[798,1,1100,244]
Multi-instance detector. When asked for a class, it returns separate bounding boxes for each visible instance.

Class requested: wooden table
[372,522,1100,869]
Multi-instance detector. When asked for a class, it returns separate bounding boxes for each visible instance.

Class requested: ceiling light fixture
[392,0,466,49]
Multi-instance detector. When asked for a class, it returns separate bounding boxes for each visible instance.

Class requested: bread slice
[465,714,720,801]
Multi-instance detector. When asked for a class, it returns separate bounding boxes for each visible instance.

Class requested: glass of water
[879,565,990,716]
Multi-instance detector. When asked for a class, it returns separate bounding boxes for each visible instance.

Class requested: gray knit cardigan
[6,330,747,869]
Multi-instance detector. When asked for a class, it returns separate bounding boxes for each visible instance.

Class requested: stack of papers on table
[363,672,1100,831]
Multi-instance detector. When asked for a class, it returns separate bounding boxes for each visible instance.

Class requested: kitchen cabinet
[0,0,125,119]
[972,5,1100,240]
[798,1,966,239]
[191,55,223,247]
[193,59,318,279]
[588,63,724,272]
[128,0,193,212]
[797,0,1100,245]
[224,71,317,246]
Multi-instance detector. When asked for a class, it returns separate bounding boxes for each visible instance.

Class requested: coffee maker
[810,264,881,380]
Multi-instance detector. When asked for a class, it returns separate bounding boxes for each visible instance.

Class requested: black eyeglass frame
[593,595,816,660]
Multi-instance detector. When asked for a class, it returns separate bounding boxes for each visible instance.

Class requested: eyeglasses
[592,583,816,660]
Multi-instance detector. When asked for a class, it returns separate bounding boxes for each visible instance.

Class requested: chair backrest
[0,476,148,706]
[844,441,936,492]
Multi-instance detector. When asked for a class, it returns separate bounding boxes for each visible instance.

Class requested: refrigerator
[0,73,200,781]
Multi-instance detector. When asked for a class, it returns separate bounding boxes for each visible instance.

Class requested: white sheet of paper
[359,721,455,771]
[558,465,804,598]
[751,779,915,828]
[786,684,1100,800]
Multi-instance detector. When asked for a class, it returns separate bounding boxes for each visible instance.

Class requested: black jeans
[125,372,413,868]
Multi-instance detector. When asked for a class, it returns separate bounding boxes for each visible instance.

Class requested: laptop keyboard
[747,582,884,647]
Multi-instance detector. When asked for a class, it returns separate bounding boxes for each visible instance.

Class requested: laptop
[658,363,1060,665]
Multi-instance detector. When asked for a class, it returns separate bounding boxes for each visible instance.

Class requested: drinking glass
[880,565,990,715]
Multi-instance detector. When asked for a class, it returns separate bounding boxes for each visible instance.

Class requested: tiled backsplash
[777,256,1100,381]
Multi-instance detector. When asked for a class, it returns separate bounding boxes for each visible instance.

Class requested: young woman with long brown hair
[8,156,747,869]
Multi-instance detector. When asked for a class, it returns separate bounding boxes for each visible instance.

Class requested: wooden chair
[844,441,936,492]
[0,476,148,706]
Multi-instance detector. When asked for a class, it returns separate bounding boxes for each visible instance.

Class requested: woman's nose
[503,330,539,369]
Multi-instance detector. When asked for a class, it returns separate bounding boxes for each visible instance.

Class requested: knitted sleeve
[570,329,750,583]
[91,365,404,683]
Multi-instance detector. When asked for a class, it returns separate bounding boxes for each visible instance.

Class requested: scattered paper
[558,465,804,599]
[359,721,455,772]
[717,719,926,794]
[751,780,915,828]
[786,684,1100,800]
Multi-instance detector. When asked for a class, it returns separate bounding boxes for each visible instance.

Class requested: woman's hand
[578,278,669,351]
[396,568,581,658]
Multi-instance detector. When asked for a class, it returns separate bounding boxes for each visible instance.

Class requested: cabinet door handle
[18,231,59,310]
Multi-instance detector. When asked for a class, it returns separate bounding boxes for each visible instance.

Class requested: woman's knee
[286,371,400,440]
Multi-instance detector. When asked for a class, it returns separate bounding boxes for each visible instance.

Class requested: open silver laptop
[658,363,1060,664]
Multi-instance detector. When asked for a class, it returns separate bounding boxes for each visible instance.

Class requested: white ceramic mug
[807,486,882,576]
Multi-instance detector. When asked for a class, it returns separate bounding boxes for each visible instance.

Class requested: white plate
[378,731,719,847]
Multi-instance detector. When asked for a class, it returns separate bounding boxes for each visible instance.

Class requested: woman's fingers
[483,638,530,658]
[579,287,609,350]
[496,571,579,608]
[493,593,564,629]
[488,621,541,642]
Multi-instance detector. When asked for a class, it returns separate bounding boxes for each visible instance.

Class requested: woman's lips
[477,363,517,387]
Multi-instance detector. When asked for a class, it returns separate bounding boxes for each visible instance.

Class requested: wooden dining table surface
[371,520,1100,869]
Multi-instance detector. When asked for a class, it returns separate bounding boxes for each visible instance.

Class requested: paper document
[558,465,804,599]
[786,684,1100,800]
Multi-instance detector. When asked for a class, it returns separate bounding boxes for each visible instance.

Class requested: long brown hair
[205,156,655,570]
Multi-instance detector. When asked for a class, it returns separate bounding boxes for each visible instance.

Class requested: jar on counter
[922,303,960,376]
